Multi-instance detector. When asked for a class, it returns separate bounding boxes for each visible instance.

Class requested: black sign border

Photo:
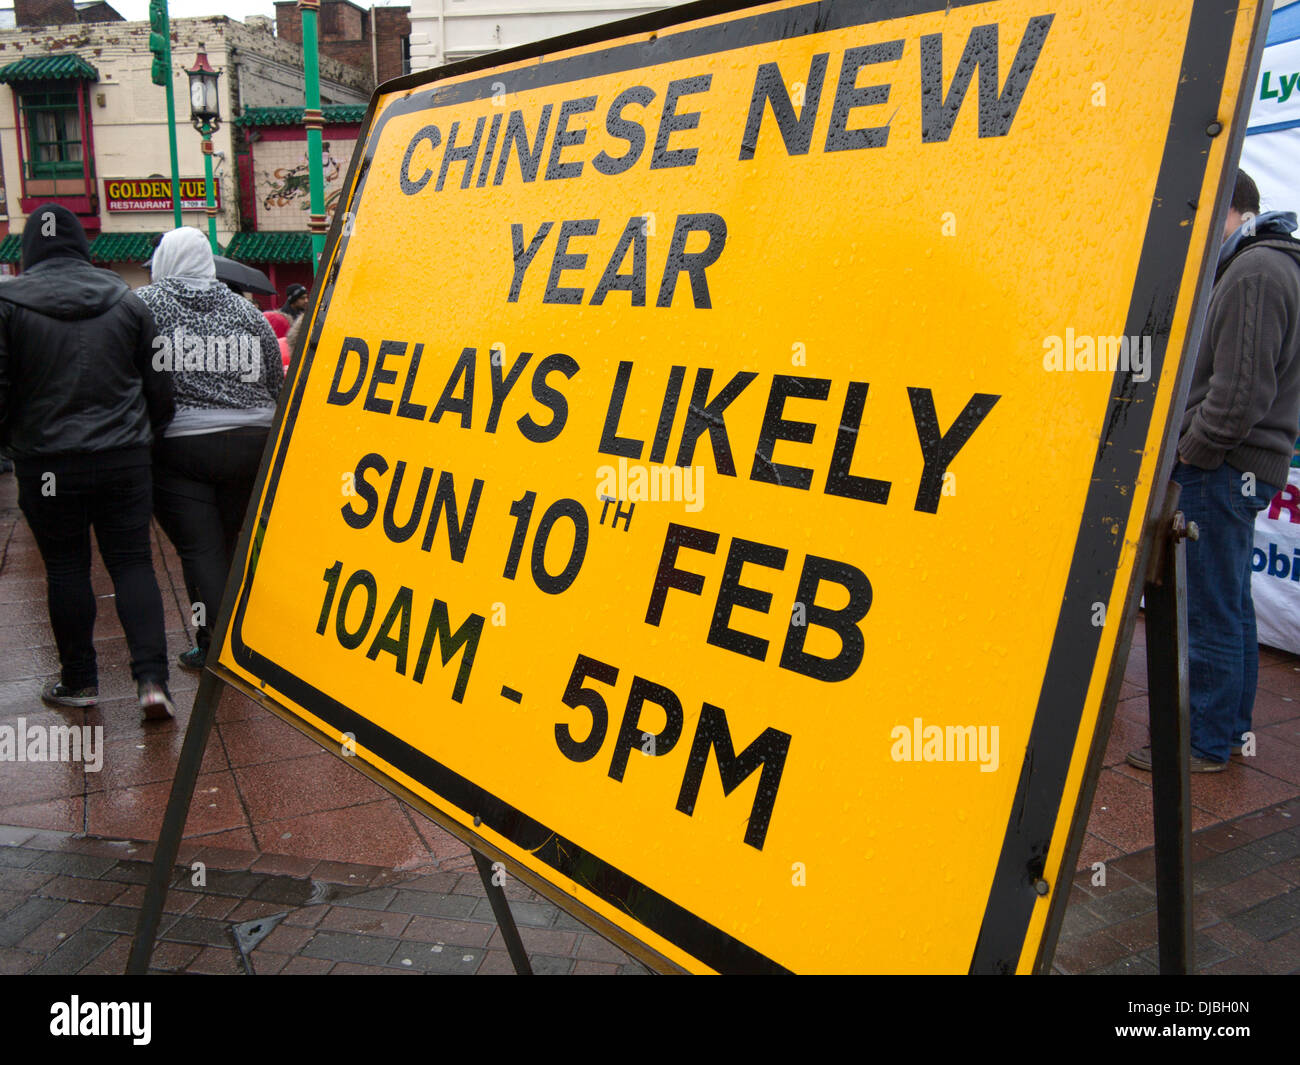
[971,0,1272,973]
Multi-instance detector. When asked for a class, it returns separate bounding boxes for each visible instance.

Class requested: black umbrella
[212,255,276,295]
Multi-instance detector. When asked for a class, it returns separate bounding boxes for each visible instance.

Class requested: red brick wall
[374,7,410,82]
[274,2,302,46]
[15,0,77,26]
[275,1,410,86]
[14,0,122,24]
[321,2,363,39]
[321,40,372,78]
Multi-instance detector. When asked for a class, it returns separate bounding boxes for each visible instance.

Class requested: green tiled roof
[89,232,166,265]
[234,105,366,128]
[224,231,313,263]
[0,234,21,264]
[0,54,99,84]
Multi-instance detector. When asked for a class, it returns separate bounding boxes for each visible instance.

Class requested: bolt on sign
[212,0,1267,973]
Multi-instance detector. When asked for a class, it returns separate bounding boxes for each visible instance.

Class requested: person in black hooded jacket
[0,204,179,720]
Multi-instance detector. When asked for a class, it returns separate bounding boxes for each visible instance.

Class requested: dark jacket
[1179,233,1300,490]
[0,258,174,475]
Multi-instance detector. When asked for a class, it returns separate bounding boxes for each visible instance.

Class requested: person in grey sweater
[1129,170,1300,772]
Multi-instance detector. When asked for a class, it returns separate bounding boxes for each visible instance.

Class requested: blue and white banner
[1248,37,1300,134]
[1241,2,1300,210]
[1253,467,1300,653]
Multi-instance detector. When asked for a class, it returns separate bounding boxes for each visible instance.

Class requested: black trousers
[18,462,169,687]
[152,427,268,651]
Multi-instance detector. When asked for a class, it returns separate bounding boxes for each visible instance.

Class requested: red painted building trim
[80,82,97,211]
[77,84,89,202]
[265,262,280,305]
[18,196,99,227]
[12,90,26,201]
[253,123,361,142]
[236,151,257,230]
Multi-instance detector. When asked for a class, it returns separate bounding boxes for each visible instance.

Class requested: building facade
[228,102,365,300]
[0,14,368,286]
[407,0,681,70]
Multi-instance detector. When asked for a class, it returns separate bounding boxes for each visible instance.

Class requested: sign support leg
[1143,482,1196,975]
[127,669,223,974]
[472,849,533,975]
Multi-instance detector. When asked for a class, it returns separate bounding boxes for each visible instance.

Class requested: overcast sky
[114,0,276,18]
[116,0,405,19]
[0,0,408,22]
[4,0,1298,28]
[5,0,1300,23]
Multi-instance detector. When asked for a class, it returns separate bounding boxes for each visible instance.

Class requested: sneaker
[178,646,206,672]
[137,679,176,722]
[41,680,97,708]
[1125,745,1228,773]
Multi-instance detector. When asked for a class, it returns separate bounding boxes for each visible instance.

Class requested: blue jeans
[1172,462,1278,761]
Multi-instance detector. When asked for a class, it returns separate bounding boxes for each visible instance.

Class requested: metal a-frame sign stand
[126,661,536,975]
[126,482,1199,977]
[1143,484,1198,975]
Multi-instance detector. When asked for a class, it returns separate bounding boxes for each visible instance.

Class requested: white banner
[1240,126,1300,211]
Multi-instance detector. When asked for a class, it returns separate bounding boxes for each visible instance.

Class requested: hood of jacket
[21,202,91,269]
[0,257,131,320]
[1217,211,1300,278]
[1216,233,1300,286]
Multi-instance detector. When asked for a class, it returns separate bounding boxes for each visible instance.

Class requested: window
[21,90,83,178]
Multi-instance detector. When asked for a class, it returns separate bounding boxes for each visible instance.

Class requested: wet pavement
[1056,799,1300,974]
[0,825,645,975]
[0,471,1298,973]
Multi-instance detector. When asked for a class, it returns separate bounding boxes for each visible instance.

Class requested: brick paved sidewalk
[2,799,1297,974]
[1054,798,1300,974]
[0,825,647,975]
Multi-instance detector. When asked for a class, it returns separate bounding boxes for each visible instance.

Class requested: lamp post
[185,47,222,253]
[147,0,182,229]
[299,0,326,273]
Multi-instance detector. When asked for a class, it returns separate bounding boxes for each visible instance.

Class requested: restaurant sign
[105,178,222,212]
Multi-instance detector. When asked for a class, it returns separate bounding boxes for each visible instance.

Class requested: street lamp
[185,46,221,252]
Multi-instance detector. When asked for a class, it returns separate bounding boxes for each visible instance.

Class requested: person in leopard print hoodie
[137,227,285,671]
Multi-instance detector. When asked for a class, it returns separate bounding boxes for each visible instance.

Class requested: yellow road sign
[214,0,1269,973]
